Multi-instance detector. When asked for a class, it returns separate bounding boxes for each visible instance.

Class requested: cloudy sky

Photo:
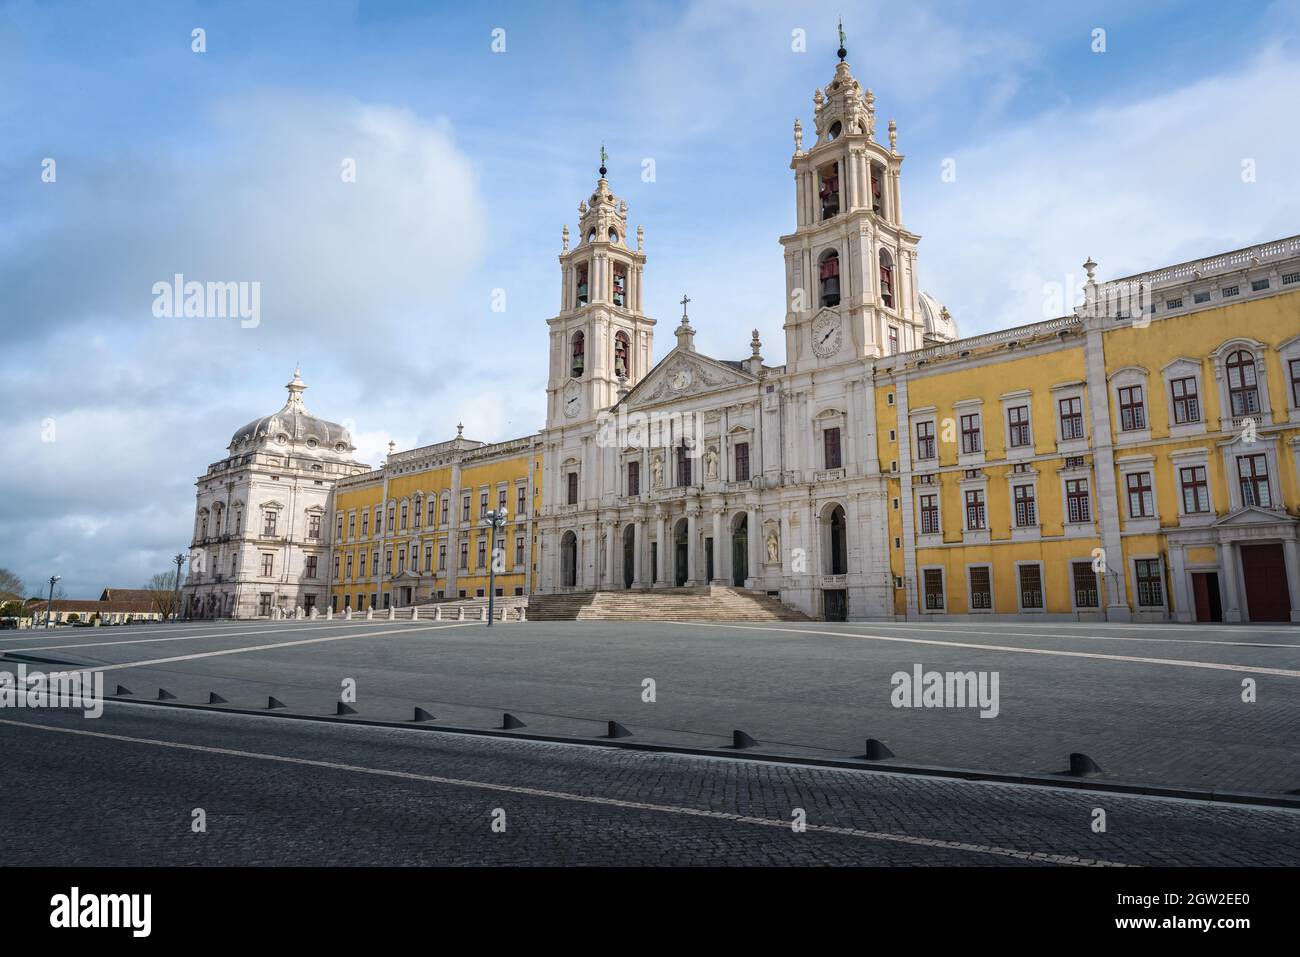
[2,0,1298,597]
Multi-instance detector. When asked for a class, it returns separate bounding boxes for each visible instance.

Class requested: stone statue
[705,447,718,479]
[766,530,779,564]
[651,454,664,488]
[793,118,803,153]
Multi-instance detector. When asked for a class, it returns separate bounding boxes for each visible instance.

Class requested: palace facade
[183,48,1300,623]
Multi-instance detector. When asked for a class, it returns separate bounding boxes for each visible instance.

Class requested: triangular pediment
[1214,505,1298,527]
[622,348,755,409]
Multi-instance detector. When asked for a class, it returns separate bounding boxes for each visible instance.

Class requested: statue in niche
[651,454,664,488]
[765,529,779,564]
[705,447,719,480]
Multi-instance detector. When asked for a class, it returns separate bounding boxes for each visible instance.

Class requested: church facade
[184,49,1300,623]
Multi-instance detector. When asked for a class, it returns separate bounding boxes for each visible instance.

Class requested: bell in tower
[545,149,656,428]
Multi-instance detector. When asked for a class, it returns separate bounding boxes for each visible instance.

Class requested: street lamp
[172,553,187,621]
[482,508,509,627]
[44,575,60,629]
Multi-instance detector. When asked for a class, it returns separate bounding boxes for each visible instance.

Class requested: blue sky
[3,0,1299,597]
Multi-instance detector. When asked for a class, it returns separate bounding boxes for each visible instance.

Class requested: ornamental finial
[599,143,608,178]
[837,18,847,61]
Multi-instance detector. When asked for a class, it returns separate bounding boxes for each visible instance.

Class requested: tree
[0,567,23,603]
[147,571,180,620]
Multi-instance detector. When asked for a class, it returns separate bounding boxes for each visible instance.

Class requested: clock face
[562,381,582,418]
[812,312,843,358]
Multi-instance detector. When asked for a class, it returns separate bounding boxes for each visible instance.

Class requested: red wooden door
[1239,544,1290,622]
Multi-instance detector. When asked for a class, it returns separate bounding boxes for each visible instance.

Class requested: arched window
[878,249,895,309]
[819,162,840,219]
[576,264,589,306]
[614,331,630,379]
[612,263,627,307]
[1226,350,1260,416]
[870,163,883,213]
[571,331,585,378]
[819,250,841,307]
[412,493,422,528]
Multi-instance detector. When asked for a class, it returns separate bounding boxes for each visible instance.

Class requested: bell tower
[779,24,925,372]
[546,150,655,428]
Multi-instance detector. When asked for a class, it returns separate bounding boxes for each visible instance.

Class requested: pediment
[623,348,755,409]
[1214,506,1298,527]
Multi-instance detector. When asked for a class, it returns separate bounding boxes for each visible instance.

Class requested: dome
[229,369,356,457]
[918,291,958,342]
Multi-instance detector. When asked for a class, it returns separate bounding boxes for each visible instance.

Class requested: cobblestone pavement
[2,617,1298,793]
[2,702,1298,866]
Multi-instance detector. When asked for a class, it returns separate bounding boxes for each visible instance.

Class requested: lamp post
[44,574,60,629]
[483,508,509,627]
[172,553,187,621]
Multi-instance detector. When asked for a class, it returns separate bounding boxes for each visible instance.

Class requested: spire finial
[837,18,847,61]
[679,293,691,323]
[599,143,608,178]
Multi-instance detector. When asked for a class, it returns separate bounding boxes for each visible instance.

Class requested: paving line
[678,622,1300,678]
[0,621,330,645]
[0,621,422,655]
[817,625,1300,650]
[28,622,475,673]
[0,716,1127,867]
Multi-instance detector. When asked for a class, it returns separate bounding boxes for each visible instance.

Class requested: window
[1193,291,1210,304]
[612,267,627,309]
[361,511,369,537]
[387,505,395,532]
[964,489,986,530]
[1125,471,1154,518]
[915,421,935,461]
[308,514,321,540]
[614,331,630,377]
[305,555,317,579]
[1222,285,1239,298]
[1237,454,1271,507]
[959,414,981,454]
[1018,565,1044,609]
[819,162,840,219]
[1059,396,1085,441]
[345,554,354,579]
[263,511,277,536]
[819,250,840,307]
[230,555,237,576]
[515,536,525,566]
[676,444,693,486]
[400,503,408,530]
[1252,278,1270,292]
[384,549,392,575]
[438,545,447,571]
[919,494,940,535]
[426,497,435,527]
[879,250,894,309]
[888,326,899,355]
[413,497,422,528]
[567,472,579,505]
[424,545,432,573]
[1134,559,1164,607]
[461,495,470,521]
[923,569,944,610]
[499,488,508,512]
[1013,484,1036,527]
[823,427,842,470]
[1007,406,1031,448]
[477,540,486,568]
[358,551,367,577]
[1226,350,1260,416]
[1180,466,1210,514]
[1066,478,1091,523]
[371,552,379,576]
[1171,376,1200,424]
[517,485,527,516]
[441,498,449,525]
[627,460,641,495]
[334,555,340,578]
[397,547,405,574]
[459,542,468,569]
[968,567,992,610]
[571,331,585,377]
[480,491,489,517]
[1290,358,1300,409]
[259,594,272,617]
[734,443,750,482]
[1071,562,1099,608]
[1118,385,1146,431]
[260,553,273,576]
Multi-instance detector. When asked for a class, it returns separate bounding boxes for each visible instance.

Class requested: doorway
[705,537,714,583]
[560,531,577,588]
[823,589,847,621]
[622,524,635,589]
[1240,543,1290,622]
[1191,572,1222,622]
[674,520,688,586]
[732,514,748,586]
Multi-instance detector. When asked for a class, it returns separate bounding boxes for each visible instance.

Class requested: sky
[2,0,1299,597]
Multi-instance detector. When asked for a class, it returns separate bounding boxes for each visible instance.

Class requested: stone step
[526,587,809,622]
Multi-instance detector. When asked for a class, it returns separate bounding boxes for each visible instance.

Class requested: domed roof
[229,369,356,457]
[918,291,958,342]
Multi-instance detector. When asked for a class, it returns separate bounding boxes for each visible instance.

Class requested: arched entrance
[673,519,689,586]
[560,531,578,588]
[822,503,848,575]
[731,513,748,586]
[622,524,635,589]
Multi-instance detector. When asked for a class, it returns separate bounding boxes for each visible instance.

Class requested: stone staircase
[527,586,809,622]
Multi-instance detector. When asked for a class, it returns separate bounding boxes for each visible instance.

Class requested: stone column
[685,507,700,586]
[1218,541,1242,622]
[747,506,760,589]
[654,509,667,588]
[605,521,618,589]
[1283,538,1300,622]
[711,508,725,585]
[1168,544,1192,623]
[632,517,644,588]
